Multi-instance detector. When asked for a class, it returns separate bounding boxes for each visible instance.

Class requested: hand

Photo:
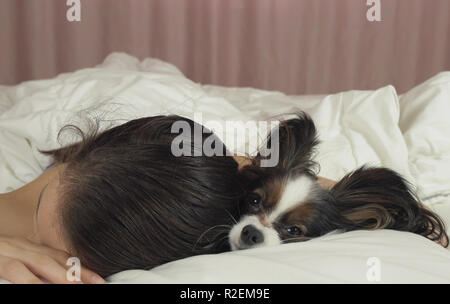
[0,236,105,284]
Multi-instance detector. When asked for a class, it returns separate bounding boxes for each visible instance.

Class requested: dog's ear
[259,112,319,172]
[330,166,449,247]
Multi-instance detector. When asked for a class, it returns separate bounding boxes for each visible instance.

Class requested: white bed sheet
[108,230,450,284]
[0,53,449,283]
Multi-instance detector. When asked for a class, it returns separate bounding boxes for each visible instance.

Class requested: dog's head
[229,112,449,250]
[229,113,340,250]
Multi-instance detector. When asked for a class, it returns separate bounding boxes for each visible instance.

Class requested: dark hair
[330,166,449,247]
[42,115,245,278]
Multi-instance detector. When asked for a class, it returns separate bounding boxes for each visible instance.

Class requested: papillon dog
[229,112,449,250]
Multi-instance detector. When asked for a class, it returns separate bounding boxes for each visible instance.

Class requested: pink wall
[1,0,449,94]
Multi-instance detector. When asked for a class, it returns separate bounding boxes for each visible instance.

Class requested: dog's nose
[241,225,264,246]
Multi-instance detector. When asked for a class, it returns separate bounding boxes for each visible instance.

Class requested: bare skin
[0,165,105,284]
[0,166,60,239]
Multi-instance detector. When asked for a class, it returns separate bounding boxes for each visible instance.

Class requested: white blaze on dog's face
[229,174,320,250]
[228,112,341,251]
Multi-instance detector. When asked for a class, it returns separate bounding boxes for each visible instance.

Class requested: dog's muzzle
[240,225,264,246]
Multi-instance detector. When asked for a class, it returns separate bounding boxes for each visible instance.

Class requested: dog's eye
[286,226,303,236]
[246,193,262,207]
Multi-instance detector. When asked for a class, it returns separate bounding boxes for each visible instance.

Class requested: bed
[1,53,449,283]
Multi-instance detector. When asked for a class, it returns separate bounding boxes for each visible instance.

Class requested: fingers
[22,253,82,284]
[0,237,105,284]
[33,242,105,284]
[78,265,105,284]
[1,236,71,263]
[0,255,44,284]
[0,240,79,284]
[64,256,105,284]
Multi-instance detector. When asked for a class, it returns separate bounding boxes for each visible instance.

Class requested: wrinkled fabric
[0,53,449,283]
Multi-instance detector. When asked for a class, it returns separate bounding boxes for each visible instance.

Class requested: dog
[229,112,449,250]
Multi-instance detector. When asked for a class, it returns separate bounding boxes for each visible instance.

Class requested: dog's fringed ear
[256,111,319,172]
[330,166,449,247]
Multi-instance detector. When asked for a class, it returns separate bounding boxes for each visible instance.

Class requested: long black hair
[42,115,245,278]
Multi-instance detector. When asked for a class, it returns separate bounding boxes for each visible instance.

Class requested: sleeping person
[0,115,248,283]
[0,113,380,284]
[2,111,445,284]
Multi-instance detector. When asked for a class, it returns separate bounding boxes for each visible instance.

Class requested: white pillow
[398,72,450,202]
[307,87,411,181]
[202,83,412,182]
[108,230,450,283]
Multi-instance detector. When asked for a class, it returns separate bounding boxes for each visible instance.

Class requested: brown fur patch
[341,204,392,230]
[284,203,316,226]
[256,178,286,212]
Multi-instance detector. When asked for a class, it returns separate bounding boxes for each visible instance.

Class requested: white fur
[229,175,315,250]
[268,175,314,222]
[229,215,281,250]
